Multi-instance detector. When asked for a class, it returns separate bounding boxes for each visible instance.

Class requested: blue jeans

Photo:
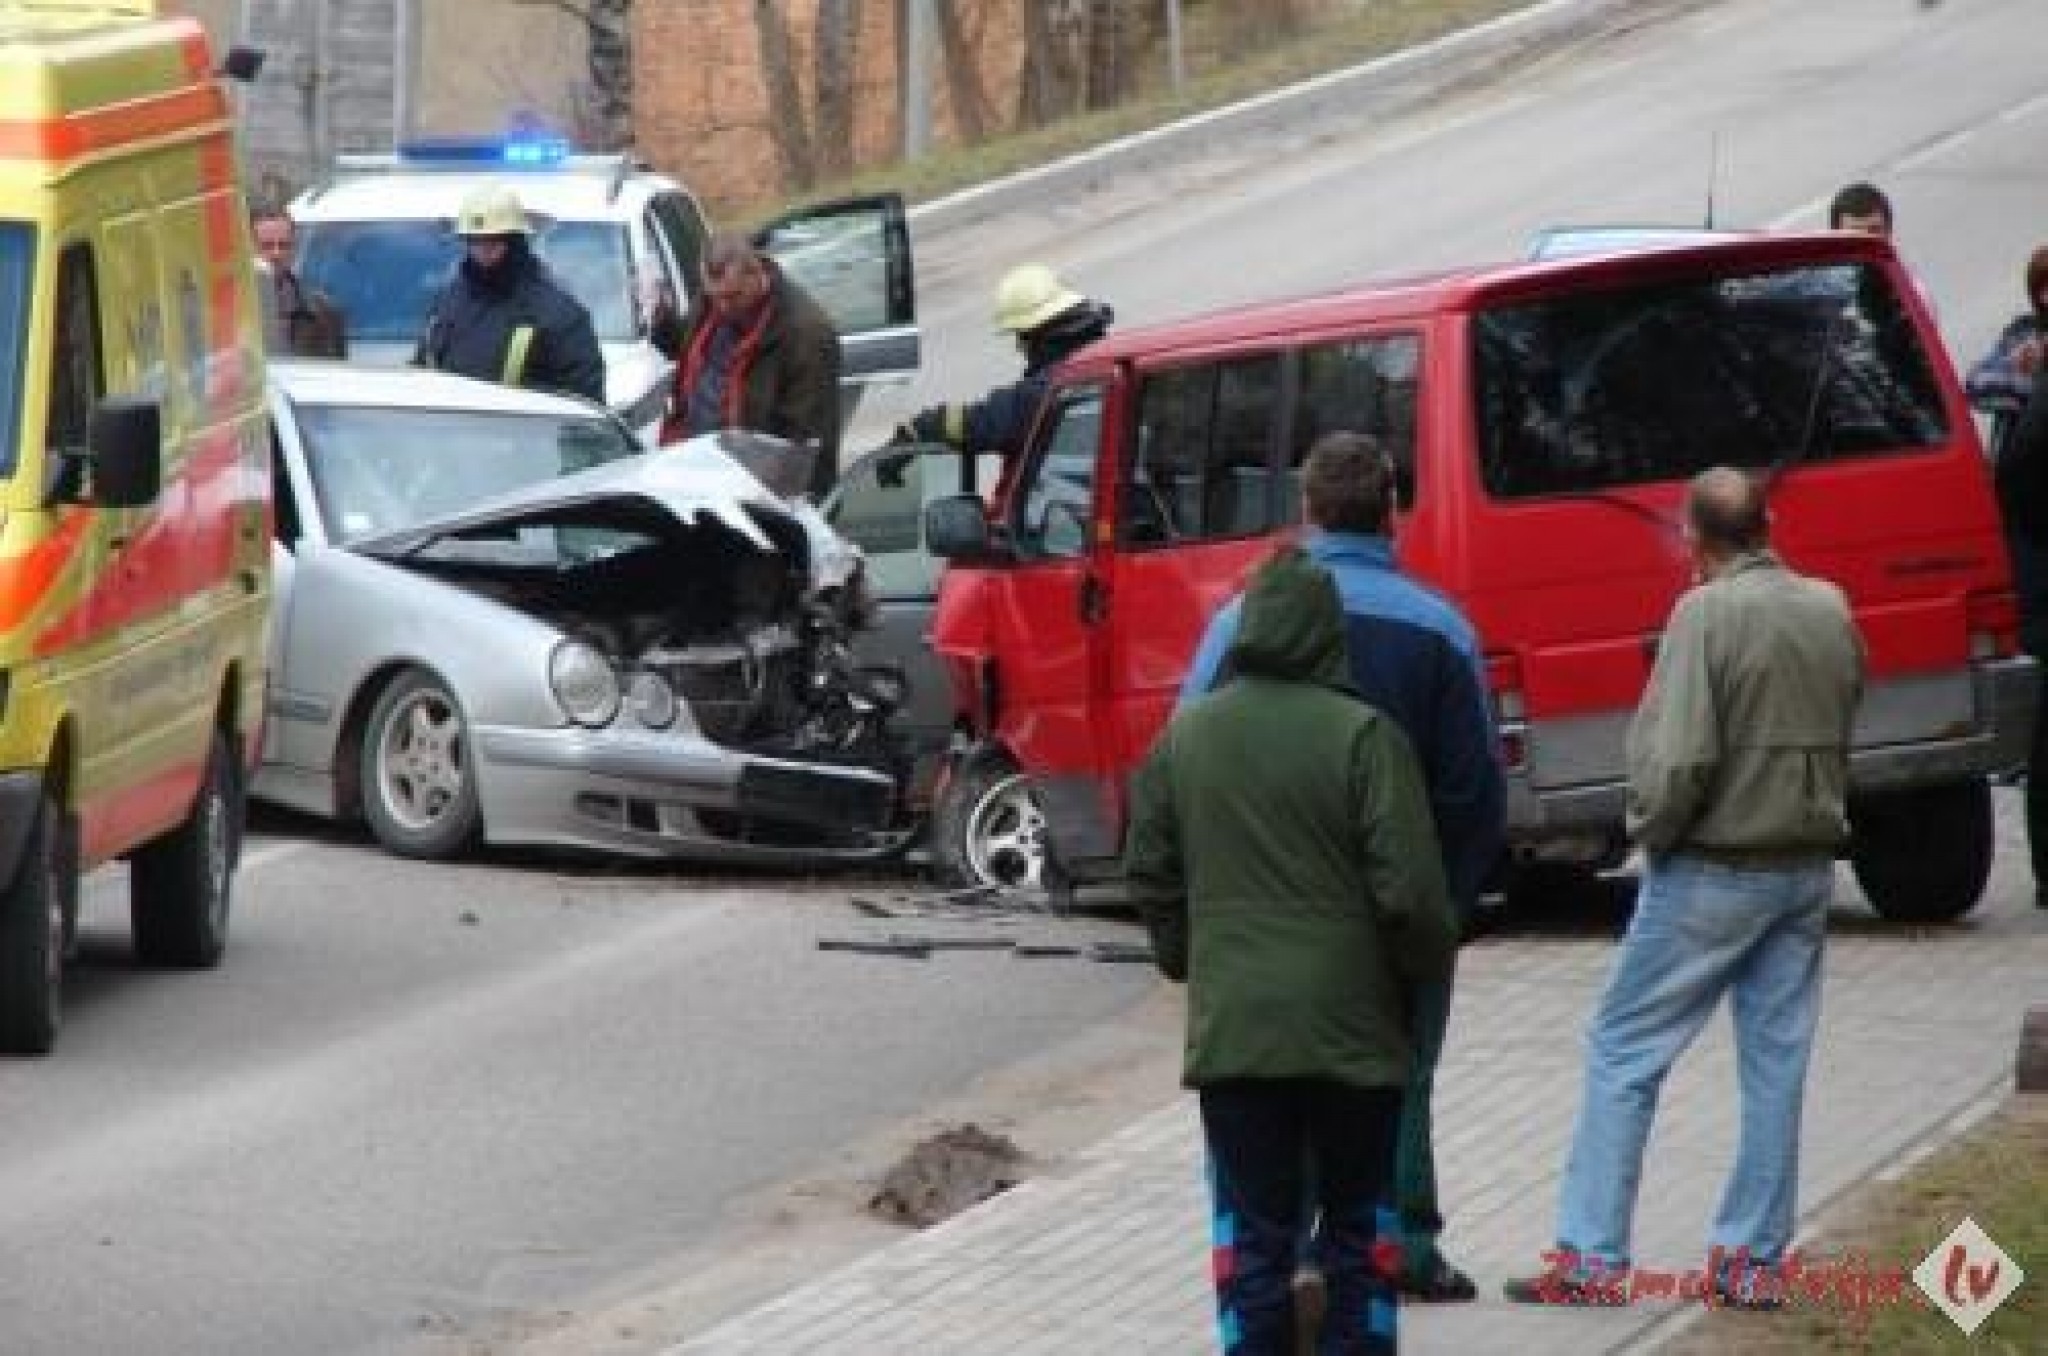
[1554,854,1831,1276]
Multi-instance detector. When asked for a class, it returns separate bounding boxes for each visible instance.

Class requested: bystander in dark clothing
[652,235,842,498]
[416,184,605,404]
[252,209,347,358]
[1129,545,1460,1355]
[1181,434,1505,1303]
[1965,246,2048,463]
[897,262,1111,457]
[1507,468,1864,1310]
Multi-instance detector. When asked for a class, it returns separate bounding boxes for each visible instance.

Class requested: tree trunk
[753,0,817,190]
[814,0,861,177]
[934,0,990,142]
[582,0,635,151]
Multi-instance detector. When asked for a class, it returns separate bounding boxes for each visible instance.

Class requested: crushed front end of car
[357,434,914,862]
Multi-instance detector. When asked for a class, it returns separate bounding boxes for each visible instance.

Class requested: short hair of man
[1828,180,1892,230]
[1302,431,1394,535]
[1687,467,1769,553]
[703,232,765,274]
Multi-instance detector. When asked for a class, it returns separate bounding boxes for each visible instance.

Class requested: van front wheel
[933,750,1054,893]
[0,789,75,1055]
[132,731,240,968]
[1848,779,1993,923]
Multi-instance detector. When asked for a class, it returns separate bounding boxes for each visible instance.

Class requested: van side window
[1288,335,1421,518]
[46,242,103,458]
[1128,355,1282,546]
[1471,262,1949,498]
[1015,386,1103,559]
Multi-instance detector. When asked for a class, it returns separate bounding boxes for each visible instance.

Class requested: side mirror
[925,493,998,563]
[220,45,266,83]
[88,398,162,508]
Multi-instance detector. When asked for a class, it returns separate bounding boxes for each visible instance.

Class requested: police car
[288,135,920,440]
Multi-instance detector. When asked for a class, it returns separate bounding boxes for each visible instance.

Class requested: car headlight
[625,670,678,729]
[549,641,621,727]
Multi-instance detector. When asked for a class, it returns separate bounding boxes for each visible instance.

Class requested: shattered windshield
[295,402,640,544]
[296,218,636,345]
[0,222,30,478]
[1472,262,1949,498]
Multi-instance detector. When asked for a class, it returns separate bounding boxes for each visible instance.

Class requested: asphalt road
[6,0,2048,1353]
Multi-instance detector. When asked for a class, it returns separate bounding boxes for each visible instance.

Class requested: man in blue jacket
[1181,431,1506,1304]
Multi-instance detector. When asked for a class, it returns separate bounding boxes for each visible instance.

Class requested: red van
[920,232,2034,922]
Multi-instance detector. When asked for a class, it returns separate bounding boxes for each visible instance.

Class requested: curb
[907,0,1717,239]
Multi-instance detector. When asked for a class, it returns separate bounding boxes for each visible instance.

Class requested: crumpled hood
[1225,545,1354,692]
[355,434,802,559]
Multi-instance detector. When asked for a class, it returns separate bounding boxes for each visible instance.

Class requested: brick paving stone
[672,855,2046,1356]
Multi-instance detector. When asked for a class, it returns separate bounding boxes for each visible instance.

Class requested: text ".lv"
[1943,1246,2001,1305]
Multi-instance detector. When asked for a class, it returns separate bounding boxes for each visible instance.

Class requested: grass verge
[1663,1094,2045,1354]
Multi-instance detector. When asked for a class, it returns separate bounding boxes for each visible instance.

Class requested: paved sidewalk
[674,858,2045,1355]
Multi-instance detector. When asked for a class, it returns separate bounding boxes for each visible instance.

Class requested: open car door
[754,193,920,406]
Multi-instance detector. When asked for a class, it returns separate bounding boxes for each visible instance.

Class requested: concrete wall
[169,0,585,202]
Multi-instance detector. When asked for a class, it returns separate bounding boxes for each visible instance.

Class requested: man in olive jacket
[1127,545,1460,1356]
[1507,468,1864,1310]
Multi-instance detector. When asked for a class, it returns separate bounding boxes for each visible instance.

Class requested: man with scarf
[415,183,605,404]
[652,233,842,498]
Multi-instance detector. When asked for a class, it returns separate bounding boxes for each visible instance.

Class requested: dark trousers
[1201,1080,1403,1355]
[1392,974,1452,1272]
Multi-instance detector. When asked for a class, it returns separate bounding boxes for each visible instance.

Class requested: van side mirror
[220,46,266,84]
[88,398,162,508]
[925,493,1000,563]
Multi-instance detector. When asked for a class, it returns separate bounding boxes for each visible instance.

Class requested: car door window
[649,193,707,302]
[1014,387,1104,560]
[1288,334,1422,518]
[1128,355,1282,546]
[828,450,934,599]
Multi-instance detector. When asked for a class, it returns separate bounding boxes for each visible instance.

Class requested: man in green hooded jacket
[1126,545,1460,1355]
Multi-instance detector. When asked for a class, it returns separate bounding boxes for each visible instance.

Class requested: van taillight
[1968,589,2020,660]
[1485,651,1528,771]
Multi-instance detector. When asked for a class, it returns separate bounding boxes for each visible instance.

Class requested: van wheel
[1848,780,1993,923]
[0,790,75,1056]
[361,669,481,860]
[132,732,240,969]
[933,750,1054,893]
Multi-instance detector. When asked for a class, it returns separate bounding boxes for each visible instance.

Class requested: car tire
[0,788,74,1056]
[132,730,240,969]
[932,748,1056,892]
[1848,779,1993,923]
[361,668,482,860]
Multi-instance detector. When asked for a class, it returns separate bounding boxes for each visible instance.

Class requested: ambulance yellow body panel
[0,1,270,1054]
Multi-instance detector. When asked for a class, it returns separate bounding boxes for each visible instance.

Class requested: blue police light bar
[397,135,572,168]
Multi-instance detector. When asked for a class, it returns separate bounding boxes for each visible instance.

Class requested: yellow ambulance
[0,1,270,1053]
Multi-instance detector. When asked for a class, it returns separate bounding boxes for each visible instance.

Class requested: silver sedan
[257,361,908,864]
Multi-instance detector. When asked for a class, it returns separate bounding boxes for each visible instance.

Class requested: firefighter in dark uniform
[897,263,1112,455]
[415,183,606,404]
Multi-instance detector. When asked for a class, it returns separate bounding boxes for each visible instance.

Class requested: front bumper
[472,724,899,861]
[1504,655,2039,848]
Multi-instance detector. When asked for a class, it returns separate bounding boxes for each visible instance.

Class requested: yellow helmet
[993,263,1085,334]
[455,183,533,237]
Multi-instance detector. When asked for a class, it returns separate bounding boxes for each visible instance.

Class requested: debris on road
[869,1124,1026,1228]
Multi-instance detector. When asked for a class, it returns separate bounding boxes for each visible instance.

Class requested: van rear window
[0,222,29,477]
[1472,262,1949,499]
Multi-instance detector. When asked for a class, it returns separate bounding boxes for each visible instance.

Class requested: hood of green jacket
[1226,546,1354,692]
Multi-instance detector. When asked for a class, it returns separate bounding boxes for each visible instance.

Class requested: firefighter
[896,263,1113,456]
[415,183,605,403]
